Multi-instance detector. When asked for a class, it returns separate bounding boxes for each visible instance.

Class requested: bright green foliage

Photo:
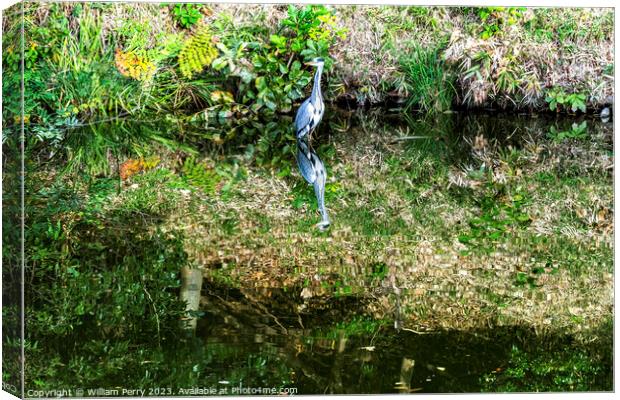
[281,4,346,69]
[172,4,203,29]
[249,59,311,112]
[545,88,587,113]
[476,7,527,39]
[181,157,221,193]
[523,8,613,43]
[547,121,588,142]
[399,46,455,112]
[3,3,181,175]
[178,26,219,79]
[209,5,345,113]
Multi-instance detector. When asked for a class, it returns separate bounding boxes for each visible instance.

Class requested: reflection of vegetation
[12,109,613,393]
[2,127,22,396]
[181,157,221,194]
[24,176,189,389]
[547,121,588,142]
[61,121,182,175]
[199,285,612,395]
[329,317,387,339]
[458,190,532,254]
[481,330,612,392]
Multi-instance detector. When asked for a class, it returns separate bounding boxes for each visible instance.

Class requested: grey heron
[295,58,325,141]
[294,58,330,230]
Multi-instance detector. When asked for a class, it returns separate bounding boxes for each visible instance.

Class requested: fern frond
[178,26,218,79]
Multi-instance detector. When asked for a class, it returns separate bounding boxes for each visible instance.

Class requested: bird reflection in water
[294,57,330,230]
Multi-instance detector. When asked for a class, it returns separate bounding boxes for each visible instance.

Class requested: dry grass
[329,6,613,108]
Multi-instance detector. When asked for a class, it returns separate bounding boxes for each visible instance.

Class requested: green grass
[399,46,455,112]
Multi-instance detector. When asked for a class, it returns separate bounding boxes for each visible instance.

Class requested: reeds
[399,46,455,112]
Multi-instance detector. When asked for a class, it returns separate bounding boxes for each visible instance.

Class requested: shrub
[172,4,204,29]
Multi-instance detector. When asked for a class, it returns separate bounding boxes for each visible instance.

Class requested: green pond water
[7,110,613,395]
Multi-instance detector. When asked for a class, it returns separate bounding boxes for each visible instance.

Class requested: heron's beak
[305,61,319,67]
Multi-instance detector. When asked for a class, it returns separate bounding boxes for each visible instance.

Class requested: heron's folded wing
[296,148,316,184]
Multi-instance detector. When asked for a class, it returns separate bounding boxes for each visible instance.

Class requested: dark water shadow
[193,284,612,394]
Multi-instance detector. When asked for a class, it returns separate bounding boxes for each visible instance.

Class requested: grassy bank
[334,6,613,110]
[2,3,613,178]
[2,4,614,134]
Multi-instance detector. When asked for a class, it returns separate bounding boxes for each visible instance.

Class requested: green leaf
[458,235,472,243]
[255,76,267,90]
[211,57,228,71]
[269,34,287,49]
[237,69,254,84]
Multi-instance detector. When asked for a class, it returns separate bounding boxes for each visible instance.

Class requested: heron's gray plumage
[295,62,324,141]
[294,58,330,230]
[296,140,316,183]
[296,138,329,226]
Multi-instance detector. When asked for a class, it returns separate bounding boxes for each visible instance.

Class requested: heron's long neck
[311,66,323,101]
